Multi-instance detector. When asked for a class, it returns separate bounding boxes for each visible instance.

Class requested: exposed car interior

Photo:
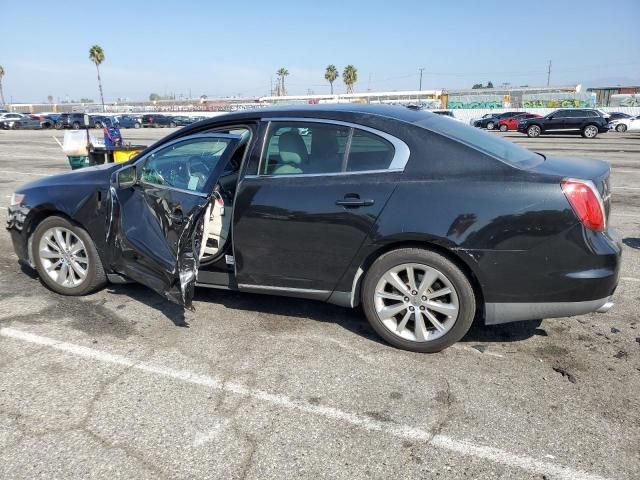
[199,126,252,261]
[262,123,395,176]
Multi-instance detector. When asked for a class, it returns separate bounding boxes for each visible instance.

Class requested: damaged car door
[108,133,241,307]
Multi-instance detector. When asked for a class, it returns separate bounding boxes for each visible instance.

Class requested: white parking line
[621,277,640,283]
[0,327,609,480]
[611,212,640,218]
[613,186,640,190]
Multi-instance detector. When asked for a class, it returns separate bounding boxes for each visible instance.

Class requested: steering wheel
[186,155,211,190]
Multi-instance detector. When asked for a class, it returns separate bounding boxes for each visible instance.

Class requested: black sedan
[7,105,620,352]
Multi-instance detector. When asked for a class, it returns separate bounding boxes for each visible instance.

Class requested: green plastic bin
[67,155,90,170]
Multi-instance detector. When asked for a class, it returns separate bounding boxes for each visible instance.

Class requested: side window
[140,137,234,193]
[261,122,348,176]
[553,111,567,118]
[346,129,395,172]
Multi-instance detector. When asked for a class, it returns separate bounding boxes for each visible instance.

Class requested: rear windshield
[415,116,544,169]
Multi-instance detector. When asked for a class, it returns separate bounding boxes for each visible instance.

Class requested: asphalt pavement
[0,126,638,479]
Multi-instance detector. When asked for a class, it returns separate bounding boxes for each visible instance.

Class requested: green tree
[487,81,494,88]
[342,65,358,94]
[472,83,483,89]
[324,65,338,95]
[0,65,6,107]
[89,45,106,112]
[149,93,161,101]
[276,68,289,96]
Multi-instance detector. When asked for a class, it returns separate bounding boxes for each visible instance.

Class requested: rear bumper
[485,296,614,325]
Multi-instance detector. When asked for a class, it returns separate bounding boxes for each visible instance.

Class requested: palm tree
[276,67,289,96]
[0,65,6,107]
[89,45,106,112]
[324,65,338,95]
[342,65,358,94]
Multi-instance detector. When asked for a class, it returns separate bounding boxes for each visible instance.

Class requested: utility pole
[419,68,425,91]
[546,60,552,87]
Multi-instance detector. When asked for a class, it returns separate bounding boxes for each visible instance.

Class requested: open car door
[107,133,241,308]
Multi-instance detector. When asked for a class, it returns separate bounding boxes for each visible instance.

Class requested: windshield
[416,116,544,169]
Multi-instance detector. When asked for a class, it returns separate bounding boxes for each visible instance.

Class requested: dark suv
[141,114,175,128]
[55,113,92,130]
[518,109,609,138]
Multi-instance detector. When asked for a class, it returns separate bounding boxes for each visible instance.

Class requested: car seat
[273,131,307,175]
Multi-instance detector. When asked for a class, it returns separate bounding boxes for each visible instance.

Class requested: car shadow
[106,283,540,347]
[622,237,640,250]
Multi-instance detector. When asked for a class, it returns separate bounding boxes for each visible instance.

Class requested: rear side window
[260,122,396,176]
[416,116,543,169]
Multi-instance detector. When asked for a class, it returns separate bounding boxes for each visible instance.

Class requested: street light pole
[419,67,425,91]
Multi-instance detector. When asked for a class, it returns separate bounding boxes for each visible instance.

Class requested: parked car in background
[170,115,196,127]
[498,113,542,132]
[8,105,620,353]
[55,113,92,129]
[608,115,640,132]
[141,114,175,128]
[518,109,610,138]
[0,113,42,130]
[472,112,522,130]
[113,115,141,129]
[470,113,499,126]
[91,115,111,129]
[607,112,631,123]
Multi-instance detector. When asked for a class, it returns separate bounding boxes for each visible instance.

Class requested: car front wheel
[616,124,627,133]
[32,216,106,296]
[582,125,598,138]
[361,248,476,353]
[527,125,541,137]
[499,124,508,132]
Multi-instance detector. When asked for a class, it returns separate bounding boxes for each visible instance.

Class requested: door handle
[336,197,375,208]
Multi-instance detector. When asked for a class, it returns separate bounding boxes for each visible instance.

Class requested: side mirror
[117,165,137,189]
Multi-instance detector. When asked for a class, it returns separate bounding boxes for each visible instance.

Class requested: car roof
[197,104,430,125]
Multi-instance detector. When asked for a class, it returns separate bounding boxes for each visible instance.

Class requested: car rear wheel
[616,124,627,133]
[72,122,80,130]
[527,125,541,137]
[134,122,141,129]
[55,122,63,129]
[13,122,22,130]
[582,125,598,138]
[94,122,103,129]
[499,124,508,132]
[486,121,496,130]
[32,216,106,296]
[361,248,476,353]
[169,121,176,128]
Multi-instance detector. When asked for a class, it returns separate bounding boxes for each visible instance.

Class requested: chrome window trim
[257,117,410,177]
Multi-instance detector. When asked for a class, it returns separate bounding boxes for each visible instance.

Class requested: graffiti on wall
[448,100,503,109]
[611,94,640,107]
[446,92,595,109]
[521,99,594,108]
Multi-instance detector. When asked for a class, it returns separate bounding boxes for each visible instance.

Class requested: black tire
[616,124,627,133]
[55,122,64,130]
[31,216,107,296]
[94,122,103,129]
[169,122,176,128]
[581,124,598,138]
[486,121,495,130]
[13,122,22,130]
[499,124,508,132]
[72,122,81,130]
[134,122,141,129]
[361,248,476,353]
[527,125,541,138]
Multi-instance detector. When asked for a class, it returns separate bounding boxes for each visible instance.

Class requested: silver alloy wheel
[528,125,541,137]
[374,263,459,342]
[38,227,89,288]
[616,124,627,132]
[487,122,495,130]
[584,125,598,138]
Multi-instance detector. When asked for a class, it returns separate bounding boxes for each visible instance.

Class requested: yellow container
[113,146,145,163]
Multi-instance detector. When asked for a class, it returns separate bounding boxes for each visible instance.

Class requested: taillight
[561,179,605,232]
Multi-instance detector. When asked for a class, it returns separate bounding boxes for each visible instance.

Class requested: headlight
[10,193,25,206]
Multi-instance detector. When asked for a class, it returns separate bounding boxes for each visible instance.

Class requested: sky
[2,0,640,103]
